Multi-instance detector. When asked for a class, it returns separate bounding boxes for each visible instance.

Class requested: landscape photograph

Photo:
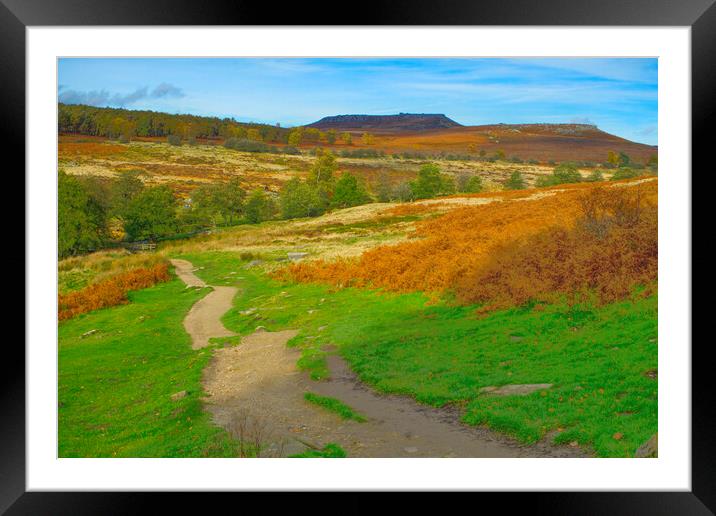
[57,57,658,459]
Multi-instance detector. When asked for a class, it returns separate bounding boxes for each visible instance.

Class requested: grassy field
[179,251,657,457]
[58,278,238,457]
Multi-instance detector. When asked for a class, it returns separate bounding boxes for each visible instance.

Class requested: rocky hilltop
[307,113,462,133]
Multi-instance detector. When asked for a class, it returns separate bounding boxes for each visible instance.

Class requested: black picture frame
[5,0,711,513]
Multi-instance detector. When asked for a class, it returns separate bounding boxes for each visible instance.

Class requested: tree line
[59,103,291,142]
[58,151,490,258]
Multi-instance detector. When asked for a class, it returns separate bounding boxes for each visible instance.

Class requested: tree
[111,170,144,218]
[504,170,526,190]
[375,171,393,202]
[222,177,246,224]
[495,150,506,160]
[279,178,327,219]
[410,163,445,199]
[393,182,414,202]
[191,178,246,226]
[167,134,182,146]
[326,129,337,145]
[331,173,371,209]
[288,127,304,146]
[247,128,262,141]
[607,151,619,167]
[342,132,352,145]
[361,132,375,145]
[309,150,338,185]
[123,186,178,241]
[618,152,631,167]
[244,189,277,223]
[58,171,106,257]
[457,173,483,193]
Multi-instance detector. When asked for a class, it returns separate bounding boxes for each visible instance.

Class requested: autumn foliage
[58,262,171,321]
[455,186,657,311]
[284,179,657,310]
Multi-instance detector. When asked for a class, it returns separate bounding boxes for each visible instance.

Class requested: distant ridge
[306,113,462,133]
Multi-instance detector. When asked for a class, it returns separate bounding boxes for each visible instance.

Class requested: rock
[288,252,309,261]
[635,434,658,458]
[318,325,328,332]
[244,259,263,268]
[480,383,553,396]
[80,329,98,338]
[171,390,187,401]
[240,307,257,316]
[613,432,623,440]
[644,369,657,379]
[255,326,267,332]
[509,335,524,342]
[403,446,419,453]
[307,309,317,314]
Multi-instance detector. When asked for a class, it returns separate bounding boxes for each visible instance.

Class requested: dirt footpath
[170,259,237,349]
[203,328,587,458]
[174,258,586,457]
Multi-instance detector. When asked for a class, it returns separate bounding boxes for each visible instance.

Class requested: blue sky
[58,58,658,145]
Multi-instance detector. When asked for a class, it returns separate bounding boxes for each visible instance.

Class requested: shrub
[167,134,182,146]
[58,262,170,320]
[611,167,639,181]
[504,170,526,190]
[586,170,604,182]
[536,163,582,187]
[223,137,270,153]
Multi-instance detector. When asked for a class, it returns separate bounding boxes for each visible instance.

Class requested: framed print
[5,0,713,512]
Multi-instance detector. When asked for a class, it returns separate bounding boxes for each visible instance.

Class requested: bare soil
[171,259,237,349]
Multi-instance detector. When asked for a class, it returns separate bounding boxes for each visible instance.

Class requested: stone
[403,447,419,453]
[509,335,524,342]
[244,260,263,268]
[288,252,309,261]
[240,307,257,316]
[171,390,187,401]
[479,383,553,396]
[255,326,267,332]
[635,434,658,458]
[318,325,328,332]
[80,329,98,338]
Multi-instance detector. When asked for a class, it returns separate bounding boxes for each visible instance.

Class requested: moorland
[57,104,658,458]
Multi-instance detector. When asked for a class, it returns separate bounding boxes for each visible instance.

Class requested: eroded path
[202,327,586,458]
[174,258,586,457]
[171,259,237,349]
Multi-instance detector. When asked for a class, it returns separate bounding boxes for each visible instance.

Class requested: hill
[307,113,462,133]
[354,123,657,163]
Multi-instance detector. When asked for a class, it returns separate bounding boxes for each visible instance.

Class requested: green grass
[304,392,367,422]
[58,278,238,457]
[289,443,347,458]
[180,251,657,457]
